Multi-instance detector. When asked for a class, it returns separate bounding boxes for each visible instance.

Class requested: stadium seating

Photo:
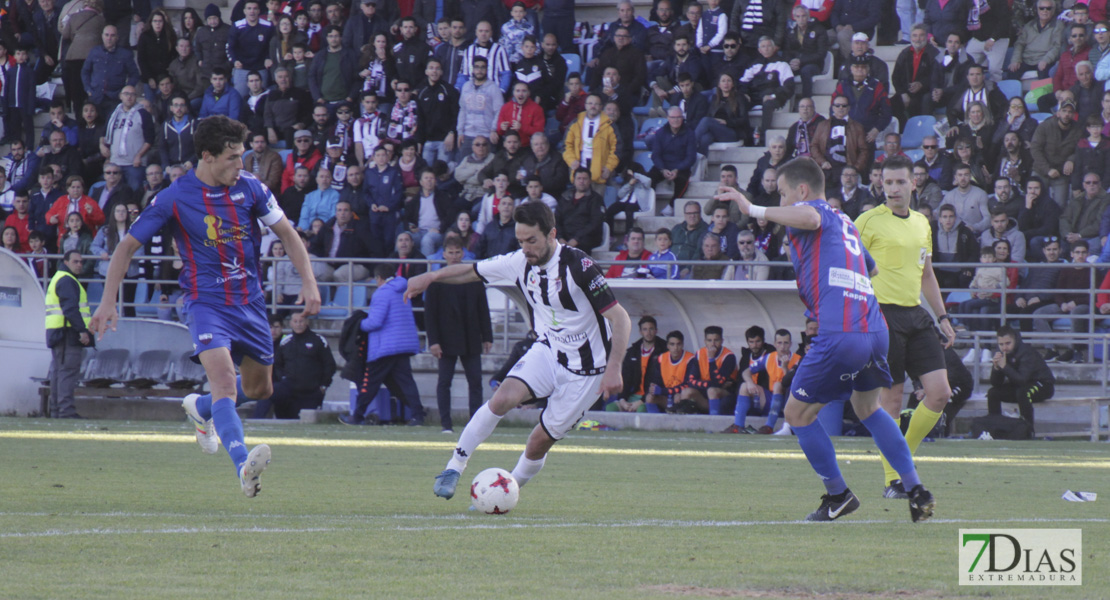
[997,79,1022,100]
[83,349,131,387]
[125,349,173,388]
[167,351,207,389]
[634,117,666,150]
[562,53,581,77]
[1031,112,1052,123]
[901,116,936,149]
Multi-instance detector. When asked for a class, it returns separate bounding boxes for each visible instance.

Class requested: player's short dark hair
[881,154,914,176]
[954,163,972,174]
[989,205,1009,218]
[704,326,723,337]
[195,115,249,159]
[442,235,464,251]
[745,325,765,340]
[774,328,791,339]
[513,201,556,236]
[638,315,657,327]
[721,164,737,175]
[776,157,825,194]
[666,330,684,343]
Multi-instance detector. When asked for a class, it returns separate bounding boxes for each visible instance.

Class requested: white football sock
[445,404,502,473]
[510,454,546,487]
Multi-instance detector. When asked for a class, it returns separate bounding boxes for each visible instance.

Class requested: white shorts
[507,343,604,440]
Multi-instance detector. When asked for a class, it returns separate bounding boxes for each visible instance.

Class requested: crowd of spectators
[2,0,1110,346]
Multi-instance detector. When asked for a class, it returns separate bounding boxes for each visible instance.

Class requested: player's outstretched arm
[271,217,321,316]
[89,235,144,340]
[714,188,819,230]
[598,302,632,397]
[404,263,481,302]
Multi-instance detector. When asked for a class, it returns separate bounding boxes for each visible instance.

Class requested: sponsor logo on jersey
[203,215,252,247]
[581,257,593,270]
[216,257,248,284]
[199,333,213,344]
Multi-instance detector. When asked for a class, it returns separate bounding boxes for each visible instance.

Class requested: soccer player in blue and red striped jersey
[91,116,321,498]
[714,156,935,523]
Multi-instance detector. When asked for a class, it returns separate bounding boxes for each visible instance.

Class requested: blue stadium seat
[278,149,293,162]
[634,117,666,151]
[997,80,1022,100]
[633,151,654,172]
[318,284,353,319]
[562,53,581,78]
[1031,112,1052,123]
[901,115,936,149]
[905,148,924,162]
[632,104,652,116]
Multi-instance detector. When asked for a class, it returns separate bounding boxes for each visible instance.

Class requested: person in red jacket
[555,73,587,135]
[280,130,323,191]
[604,226,653,277]
[493,81,546,148]
[45,176,104,240]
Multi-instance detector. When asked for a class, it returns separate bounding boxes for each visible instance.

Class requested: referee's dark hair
[195,115,248,159]
[638,315,657,327]
[513,201,556,236]
[666,330,684,343]
[776,157,825,196]
[880,154,914,175]
[704,325,723,337]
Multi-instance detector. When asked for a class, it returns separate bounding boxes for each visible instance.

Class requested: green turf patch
[0,419,1106,599]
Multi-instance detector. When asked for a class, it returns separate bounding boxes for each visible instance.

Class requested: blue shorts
[789,331,892,405]
[186,296,275,366]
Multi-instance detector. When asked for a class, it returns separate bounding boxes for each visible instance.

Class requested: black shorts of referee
[880,304,947,385]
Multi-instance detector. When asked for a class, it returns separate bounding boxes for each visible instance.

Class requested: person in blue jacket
[227,0,274,96]
[199,68,243,120]
[363,145,404,257]
[340,262,425,426]
[649,107,697,201]
[80,25,140,117]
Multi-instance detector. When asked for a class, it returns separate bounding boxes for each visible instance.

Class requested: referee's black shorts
[880,303,947,385]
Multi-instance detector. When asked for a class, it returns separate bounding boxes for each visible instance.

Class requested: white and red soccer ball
[470,468,520,515]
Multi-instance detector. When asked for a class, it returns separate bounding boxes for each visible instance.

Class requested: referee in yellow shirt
[855,156,957,499]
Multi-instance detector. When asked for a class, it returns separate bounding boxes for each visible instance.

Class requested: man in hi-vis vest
[45,251,94,418]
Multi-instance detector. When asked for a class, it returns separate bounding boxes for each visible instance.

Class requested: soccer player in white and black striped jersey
[405,202,632,500]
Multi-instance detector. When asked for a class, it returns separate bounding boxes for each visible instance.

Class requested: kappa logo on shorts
[199,333,213,344]
[795,388,808,398]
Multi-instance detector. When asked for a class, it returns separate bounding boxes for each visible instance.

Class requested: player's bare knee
[245,380,273,401]
[784,398,815,427]
[524,427,556,460]
[488,379,529,416]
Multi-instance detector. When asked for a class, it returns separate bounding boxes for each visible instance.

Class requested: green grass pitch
[0,418,1106,599]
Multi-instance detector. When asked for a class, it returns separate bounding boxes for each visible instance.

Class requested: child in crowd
[649,228,678,279]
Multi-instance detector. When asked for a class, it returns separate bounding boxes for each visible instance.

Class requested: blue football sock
[211,398,249,472]
[862,410,921,489]
[734,395,752,427]
[195,394,213,421]
[794,420,847,495]
[765,393,784,428]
